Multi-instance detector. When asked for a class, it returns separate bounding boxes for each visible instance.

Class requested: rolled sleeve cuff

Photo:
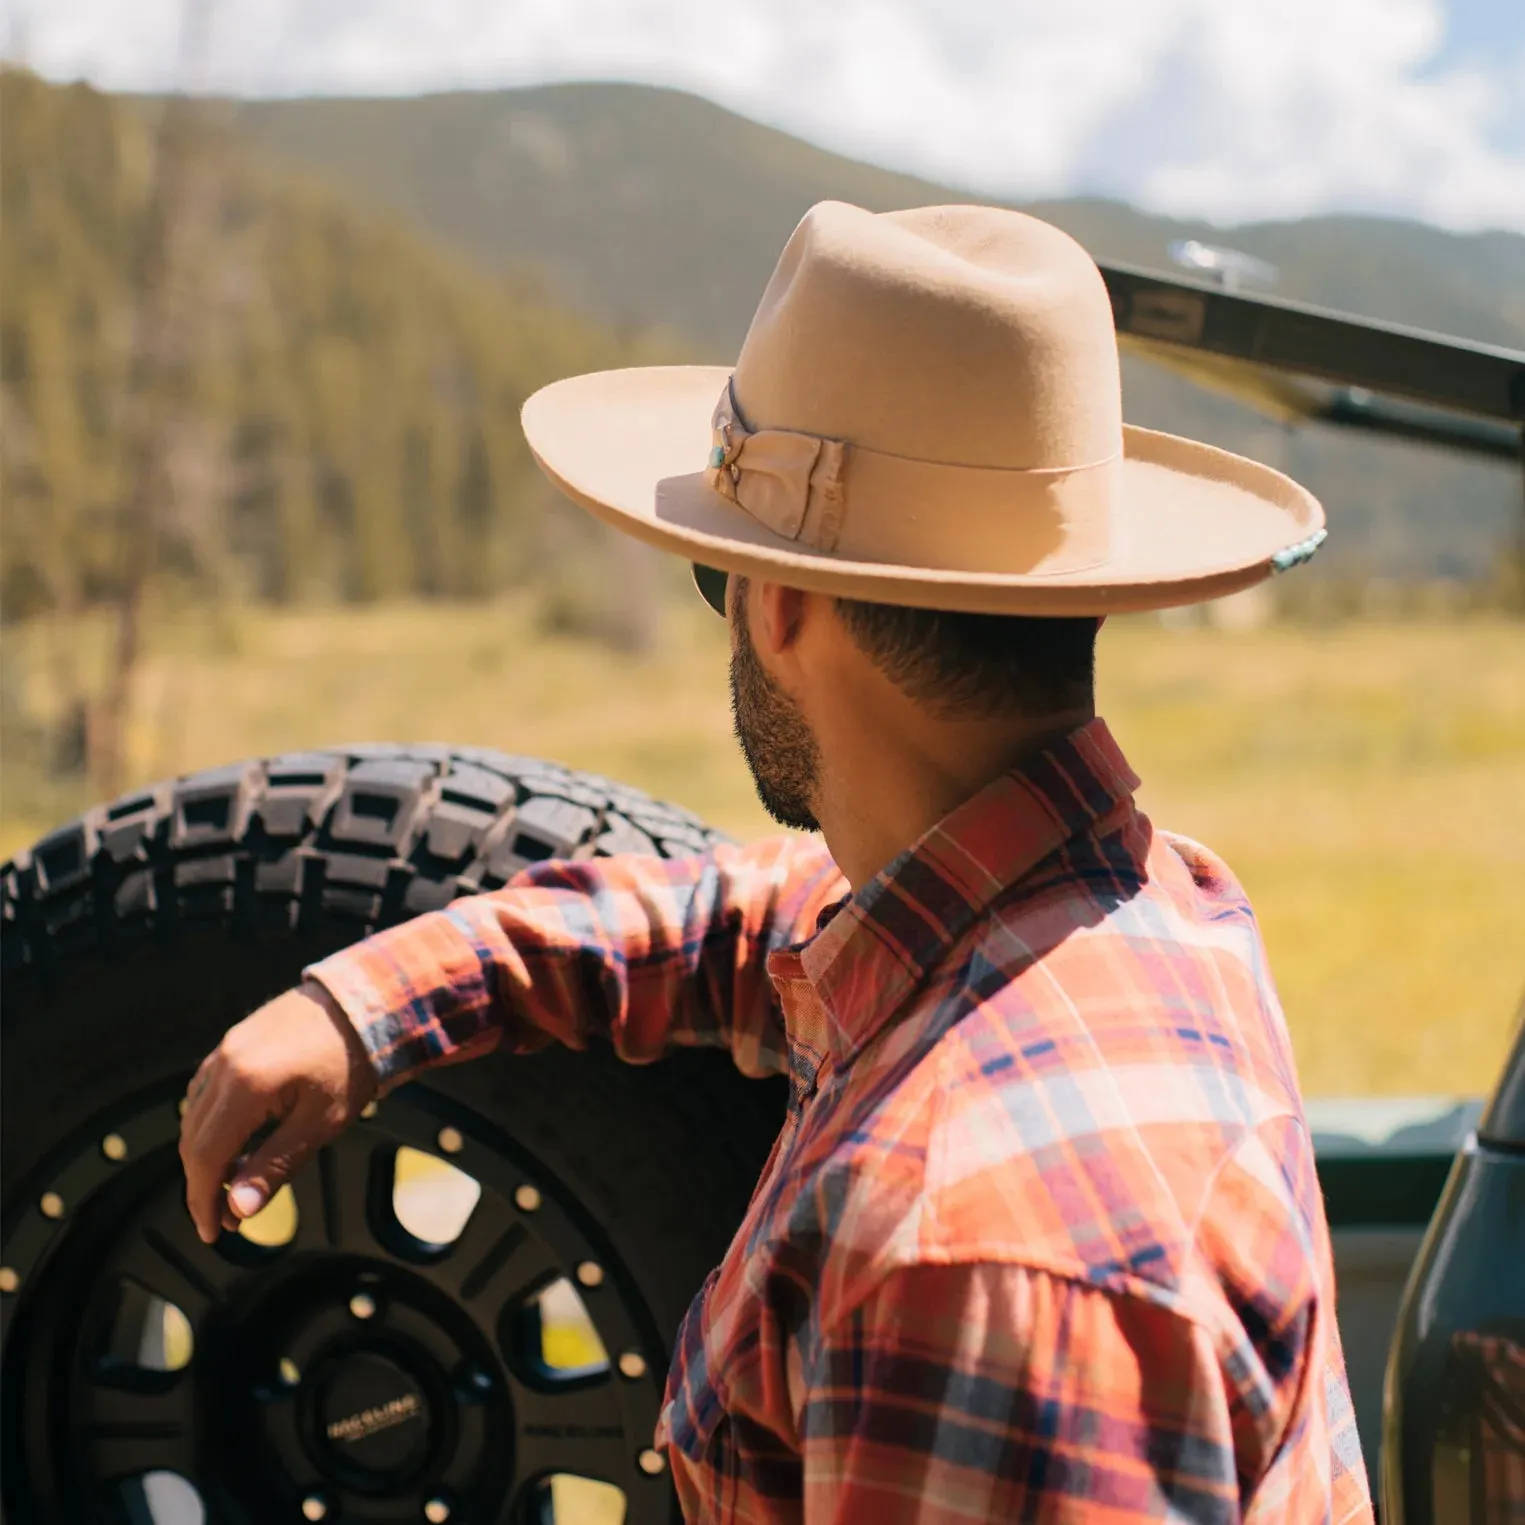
[304,907,508,1092]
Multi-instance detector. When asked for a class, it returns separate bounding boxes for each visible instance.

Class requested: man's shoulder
[961,817,1299,1117]
[1002,814,1263,946]
[903,1018,1304,1273]
[815,1042,1325,1354]
[810,824,1313,1304]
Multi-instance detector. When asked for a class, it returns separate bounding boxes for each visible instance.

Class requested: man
[180,202,1370,1521]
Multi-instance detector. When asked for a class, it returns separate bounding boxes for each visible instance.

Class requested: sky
[12,0,1525,232]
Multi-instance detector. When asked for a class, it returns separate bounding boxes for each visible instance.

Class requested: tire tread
[1,745,727,979]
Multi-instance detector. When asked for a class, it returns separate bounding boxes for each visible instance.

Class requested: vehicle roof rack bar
[1100,262,1525,424]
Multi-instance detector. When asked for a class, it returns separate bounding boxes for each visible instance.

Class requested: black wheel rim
[1,1084,672,1524]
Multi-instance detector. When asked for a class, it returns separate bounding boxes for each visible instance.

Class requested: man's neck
[813,703,1096,893]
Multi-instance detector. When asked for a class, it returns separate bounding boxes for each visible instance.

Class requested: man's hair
[834,598,1098,720]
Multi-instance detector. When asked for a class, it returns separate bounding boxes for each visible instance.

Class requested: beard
[729,582,822,833]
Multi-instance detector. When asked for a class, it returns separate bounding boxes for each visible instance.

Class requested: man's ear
[749,581,809,657]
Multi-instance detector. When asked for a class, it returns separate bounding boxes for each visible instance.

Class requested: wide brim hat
[522,203,1325,616]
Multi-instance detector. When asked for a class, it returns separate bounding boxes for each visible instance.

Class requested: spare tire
[0,746,787,1525]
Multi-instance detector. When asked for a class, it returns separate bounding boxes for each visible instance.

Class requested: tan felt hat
[522,201,1326,615]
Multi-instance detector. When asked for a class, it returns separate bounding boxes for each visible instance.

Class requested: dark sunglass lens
[692,563,729,616]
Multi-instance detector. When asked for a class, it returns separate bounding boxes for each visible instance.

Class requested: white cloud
[13,0,1525,231]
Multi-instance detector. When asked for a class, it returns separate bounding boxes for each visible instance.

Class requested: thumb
[226,1093,332,1220]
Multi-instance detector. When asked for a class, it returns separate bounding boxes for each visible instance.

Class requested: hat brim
[522,365,1324,616]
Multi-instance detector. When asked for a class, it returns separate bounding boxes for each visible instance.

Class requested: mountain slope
[0,70,644,618]
[229,83,950,354]
[228,82,1525,356]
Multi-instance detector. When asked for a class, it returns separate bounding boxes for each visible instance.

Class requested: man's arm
[308,834,845,1091]
[800,1262,1243,1524]
[179,834,844,1241]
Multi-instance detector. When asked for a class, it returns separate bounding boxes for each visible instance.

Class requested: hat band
[706,381,1117,576]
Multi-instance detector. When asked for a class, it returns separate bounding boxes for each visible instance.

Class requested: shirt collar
[776,717,1140,1070]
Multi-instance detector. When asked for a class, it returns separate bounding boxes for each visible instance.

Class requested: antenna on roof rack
[1168,240,1279,293]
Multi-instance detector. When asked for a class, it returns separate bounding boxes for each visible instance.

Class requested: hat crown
[732,202,1124,470]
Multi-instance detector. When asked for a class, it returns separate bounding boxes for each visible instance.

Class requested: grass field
[4,600,1522,1098]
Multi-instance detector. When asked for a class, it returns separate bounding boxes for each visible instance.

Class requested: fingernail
[228,1182,264,1218]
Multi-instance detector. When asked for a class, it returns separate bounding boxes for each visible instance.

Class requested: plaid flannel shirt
[311,719,1373,1523]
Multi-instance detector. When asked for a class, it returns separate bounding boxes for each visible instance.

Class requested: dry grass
[4,600,1522,1098]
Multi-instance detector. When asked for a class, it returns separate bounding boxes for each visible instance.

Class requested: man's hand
[179,981,379,1243]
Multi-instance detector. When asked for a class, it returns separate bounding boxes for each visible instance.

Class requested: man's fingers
[225,1097,332,1221]
[180,1066,278,1243]
[177,986,377,1243]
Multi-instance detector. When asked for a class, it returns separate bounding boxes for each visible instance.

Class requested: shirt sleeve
[305,833,846,1091]
[801,1261,1245,1524]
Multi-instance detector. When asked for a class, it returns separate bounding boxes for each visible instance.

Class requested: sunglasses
[691,563,729,617]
